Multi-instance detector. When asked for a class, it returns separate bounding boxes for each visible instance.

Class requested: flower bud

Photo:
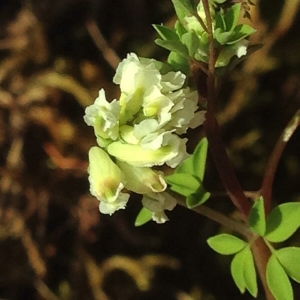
[88,146,129,215]
[116,160,166,194]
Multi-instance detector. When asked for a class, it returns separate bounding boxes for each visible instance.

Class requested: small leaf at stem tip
[266,254,294,300]
[276,247,300,283]
[171,0,197,19]
[265,202,300,243]
[248,196,266,236]
[135,207,152,226]
[207,233,247,255]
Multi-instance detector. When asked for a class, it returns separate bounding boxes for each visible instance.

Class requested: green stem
[173,193,252,239]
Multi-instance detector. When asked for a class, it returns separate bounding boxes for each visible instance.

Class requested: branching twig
[171,191,252,238]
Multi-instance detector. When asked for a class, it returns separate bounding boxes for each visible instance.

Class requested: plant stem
[200,0,251,222]
[260,109,300,214]
[173,193,252,238]
[251,238,275,300]
[198,1,274,299]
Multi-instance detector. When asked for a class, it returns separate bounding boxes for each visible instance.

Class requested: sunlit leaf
[231,250,246,294]
[207,233,247,255]
[166,173,200,196]
[248,196,266,236]
[266,254,293,300]
[276,247,300,283]
[265,202,300,243]
[230,245,257,296]
[243,246,258,297]
[135,207,152,226]
[176,138,208,180]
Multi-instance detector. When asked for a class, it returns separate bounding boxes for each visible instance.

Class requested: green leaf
[230,246,257,297]
[214,28,232,45]
[276,247,300,283]
[266,254,293,300]
[171,0,197,21]
[166,173,200,196]
[207,233,247,255]
[186,186,210,208]
[215,12,226,32]
[155,39,188,57]
[134,207,152,226]
[224,3,241,32]
[231,250,246,294]
[153,24,180,41]
[176,138,208,180]
[248,196,266,236]
[174,20,188,38]
[265,202,300,243]
[227,24,256,45]
[181,31,200,57]
[243,246,258,297]
[167,51,190,74]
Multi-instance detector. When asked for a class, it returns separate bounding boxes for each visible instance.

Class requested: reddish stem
[260,110,300,214]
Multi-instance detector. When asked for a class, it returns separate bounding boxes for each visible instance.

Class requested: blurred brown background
[0,0,300,299]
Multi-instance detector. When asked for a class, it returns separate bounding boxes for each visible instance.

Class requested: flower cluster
[84,53,204,223]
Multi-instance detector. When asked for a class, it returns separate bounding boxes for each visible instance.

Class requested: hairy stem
[260,109,300,214]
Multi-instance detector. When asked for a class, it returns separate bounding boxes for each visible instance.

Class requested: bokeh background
[0,0,300,299]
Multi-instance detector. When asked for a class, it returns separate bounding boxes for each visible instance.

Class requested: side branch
[260,109,300,214]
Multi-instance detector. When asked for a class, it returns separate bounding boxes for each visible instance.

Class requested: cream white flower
[84,52,206,223]
[113,53,161,96]
[88,146,129,215]
[107,134,188,168]
[142,192,177,224]
[116,160,167,194]
[84,89,120,147]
